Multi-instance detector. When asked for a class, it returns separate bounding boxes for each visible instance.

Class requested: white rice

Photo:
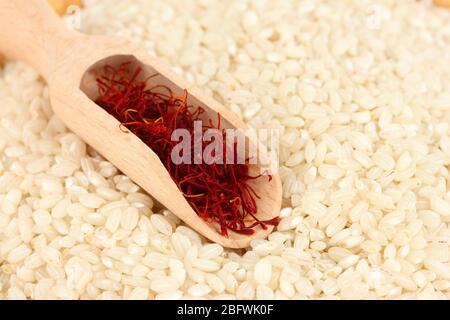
[0,0,449,300]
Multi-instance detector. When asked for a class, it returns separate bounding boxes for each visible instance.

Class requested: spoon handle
[0,0,73,79]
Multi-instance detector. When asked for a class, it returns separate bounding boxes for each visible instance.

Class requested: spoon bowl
[0,0,282,248]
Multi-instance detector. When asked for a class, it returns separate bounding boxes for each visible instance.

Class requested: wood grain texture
[0,0,83,69]
[0,0,282,248]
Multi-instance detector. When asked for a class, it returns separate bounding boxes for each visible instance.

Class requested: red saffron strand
[95,63,280,237]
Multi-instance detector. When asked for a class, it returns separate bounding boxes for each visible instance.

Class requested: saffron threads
[94,63,280,236]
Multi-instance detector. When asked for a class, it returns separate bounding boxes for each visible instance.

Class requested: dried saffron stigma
[95,63,279,237]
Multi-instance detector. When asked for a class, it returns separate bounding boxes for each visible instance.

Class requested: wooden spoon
[0,0,282,249]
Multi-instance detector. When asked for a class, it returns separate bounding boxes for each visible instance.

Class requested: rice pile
[1,0,449,300]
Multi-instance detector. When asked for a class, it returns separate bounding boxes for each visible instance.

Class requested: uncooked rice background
[0,0,449,300]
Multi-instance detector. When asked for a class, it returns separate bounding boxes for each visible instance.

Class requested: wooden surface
[0,0,83,68]
[0,0,282,248]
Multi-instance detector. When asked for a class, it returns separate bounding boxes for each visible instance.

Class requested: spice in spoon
[94,62,279,236]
